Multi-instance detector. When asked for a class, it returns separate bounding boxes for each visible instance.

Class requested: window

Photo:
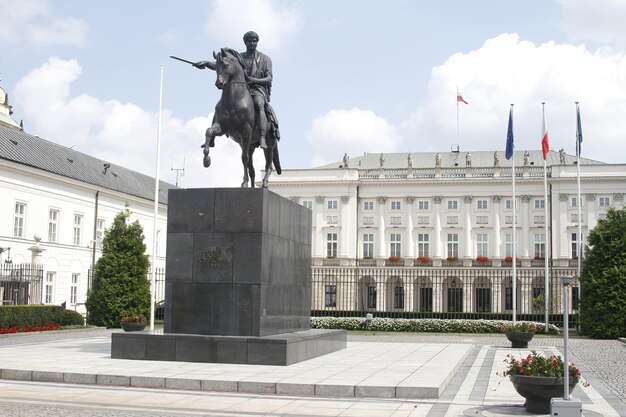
[390,233,401,257]
[505,199,516,210]
[156,229,162,256]
[324,285,337,308]
[48,209,59,243]
[73,214,83,245]
[476,200,488,210]
[571,232,579,258]
[475,286,491,313]
[417,233,430,257]
[572,287,580,310]
[391,201,401,211]
[419,287,433,312]
[505,233,513,258]
[447,200,458,210]
[302,200,313,210]
[534,199,545,209]
[363,201,374,211]
[362,234,374,258]
[70,273,79,304]
[570,196,579,208]
[326,233,337,257]
[448,287,463,312]
[14,202,26,238]
[447,233,459,258]
[476,233,488,257]
[367,285,377,309]
[599,196,610,207]
[327,200,338,210]
[534,233,545,259]
[96,218,105,246]
[418,200,429,210]
[45,272,55,304]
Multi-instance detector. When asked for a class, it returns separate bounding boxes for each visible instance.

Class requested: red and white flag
[457,94,468,104]
[541,107,550,160]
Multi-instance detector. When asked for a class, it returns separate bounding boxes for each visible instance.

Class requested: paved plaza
[0,329,624,416]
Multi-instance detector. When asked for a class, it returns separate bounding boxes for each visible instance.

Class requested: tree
[85,210,150,327]
[579,208,626,339]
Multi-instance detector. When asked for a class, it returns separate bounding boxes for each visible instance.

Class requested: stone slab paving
[0,328,624,416]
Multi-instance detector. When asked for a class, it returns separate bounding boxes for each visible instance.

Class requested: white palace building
[268,150,626,318]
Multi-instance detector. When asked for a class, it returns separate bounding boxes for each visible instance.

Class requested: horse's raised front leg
[201,123,222,168]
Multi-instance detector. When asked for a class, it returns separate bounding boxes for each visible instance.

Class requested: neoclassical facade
[268,150,626,316]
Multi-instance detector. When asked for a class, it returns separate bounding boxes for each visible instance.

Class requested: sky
[1,0,626,188]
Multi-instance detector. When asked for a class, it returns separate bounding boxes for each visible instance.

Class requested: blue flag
[505,107,514,160]
[576,104,583,157]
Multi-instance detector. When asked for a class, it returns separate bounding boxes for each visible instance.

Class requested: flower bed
[310,317,559,334]
[0,323,61,334]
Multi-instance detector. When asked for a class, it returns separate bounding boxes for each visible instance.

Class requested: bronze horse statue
[202,48,281,188]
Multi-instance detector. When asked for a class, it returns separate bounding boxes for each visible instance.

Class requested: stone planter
[505,331,535,348]
[510,374,578,413]
[121,321,146,332]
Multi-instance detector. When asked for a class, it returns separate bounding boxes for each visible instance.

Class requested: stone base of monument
[111,328,346,366]
[111,188,347,366]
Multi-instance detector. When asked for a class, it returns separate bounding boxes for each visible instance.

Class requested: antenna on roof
[171,157,185,187]
[451,144,460,153]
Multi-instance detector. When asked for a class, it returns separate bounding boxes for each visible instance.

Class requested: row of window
[323,284,580,312]
[44,271,80,305]
[327,232,581,259]
[309,195,613,212]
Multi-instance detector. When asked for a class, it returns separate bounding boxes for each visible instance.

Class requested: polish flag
[457,94,468,104]
[541,108,550,160]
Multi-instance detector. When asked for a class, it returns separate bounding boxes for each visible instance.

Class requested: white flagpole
[456,87,460,145]
[542,102,550,330]
[576,102,582,280]
[510,104,517,324]
[150,65,164,331]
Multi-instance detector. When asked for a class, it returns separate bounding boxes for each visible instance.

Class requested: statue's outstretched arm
[193,60,216,70]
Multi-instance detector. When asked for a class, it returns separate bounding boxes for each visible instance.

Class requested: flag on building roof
[576,103,583,157]
[506,106,514,160]
[457,94,468,104]
[541,106,550,160]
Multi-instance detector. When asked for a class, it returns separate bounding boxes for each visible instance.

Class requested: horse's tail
[273,144,282,175]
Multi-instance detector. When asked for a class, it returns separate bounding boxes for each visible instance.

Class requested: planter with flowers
[503,321,539,348]
[120,315,147,332]
[415,255,432,266]
[502,351,581,413]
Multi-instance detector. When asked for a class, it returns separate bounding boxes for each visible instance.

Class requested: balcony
[322,258,340,266]
[357,258,377,267]
[385,257,405,267]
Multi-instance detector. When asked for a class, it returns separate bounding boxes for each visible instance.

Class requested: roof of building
[320,150,605,170]
[0,125,176,204]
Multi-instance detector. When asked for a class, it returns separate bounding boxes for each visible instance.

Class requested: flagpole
[542,102,550,331]
[456,87,459,144]
[575,102,582,280]
[506,103,517,324]
[150,64,164,331]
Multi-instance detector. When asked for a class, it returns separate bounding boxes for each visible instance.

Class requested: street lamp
[550,275,582,417]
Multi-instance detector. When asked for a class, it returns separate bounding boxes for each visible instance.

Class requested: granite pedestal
[112,188,346,365]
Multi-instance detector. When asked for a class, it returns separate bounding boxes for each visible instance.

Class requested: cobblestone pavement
[348,332,626,405]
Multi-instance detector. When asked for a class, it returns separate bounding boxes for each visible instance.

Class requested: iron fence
[0,263,43,305]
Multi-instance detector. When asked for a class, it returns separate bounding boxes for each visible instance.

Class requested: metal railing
[0,263,43,305]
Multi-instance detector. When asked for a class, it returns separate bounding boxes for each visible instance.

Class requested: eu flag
[505,107,514,160]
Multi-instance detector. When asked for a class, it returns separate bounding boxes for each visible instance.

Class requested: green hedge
[310,316,560,334]
[0,305,65,328]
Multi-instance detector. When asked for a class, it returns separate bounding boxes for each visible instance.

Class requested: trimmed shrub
[60,309,85,326]
[85,210,150,328]
[0,305,64,328]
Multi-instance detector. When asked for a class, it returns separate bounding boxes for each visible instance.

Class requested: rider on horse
[194,31,279,150]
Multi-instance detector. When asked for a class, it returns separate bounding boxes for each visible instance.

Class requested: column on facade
[557,193,569,259]
[314,196,325,257]
[492,195,502,259]
[585,193,596,230]
[339,196,351,258]
[404,197,414,258]
[463,196,473,259]
[433,196,442,259]
[521,195,531,259]
[376,196,387,258]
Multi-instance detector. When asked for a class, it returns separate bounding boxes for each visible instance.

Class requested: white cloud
[0,0,88,46]
[205,0,302,52]
[559,0,626,50]
[306,108,401,166]
[14,57,269,189]
[405,33,626,163]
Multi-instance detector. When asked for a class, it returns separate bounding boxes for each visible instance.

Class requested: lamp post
[550,275,582,417]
